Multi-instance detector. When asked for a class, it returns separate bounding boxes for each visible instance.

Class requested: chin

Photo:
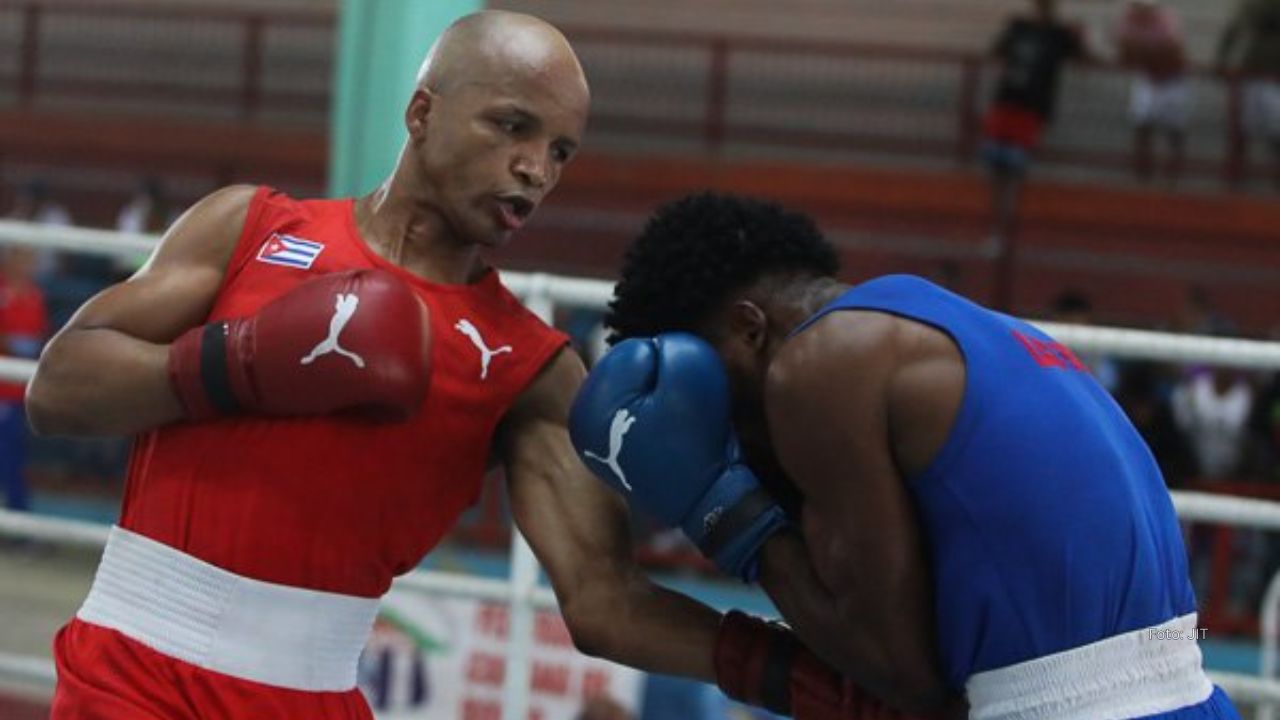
[477,230,513,250]
[458,219,509,249]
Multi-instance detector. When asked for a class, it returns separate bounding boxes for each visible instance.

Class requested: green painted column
[328,0,479,198]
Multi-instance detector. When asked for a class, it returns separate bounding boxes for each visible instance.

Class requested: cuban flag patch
[255,233,324,270]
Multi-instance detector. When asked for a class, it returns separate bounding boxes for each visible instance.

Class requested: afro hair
[605,192,839,343]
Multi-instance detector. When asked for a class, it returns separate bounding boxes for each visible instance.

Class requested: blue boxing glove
[569,332,787,582]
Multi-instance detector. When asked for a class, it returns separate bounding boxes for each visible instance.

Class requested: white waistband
[965,613,1214,720]
[77,526,380,692]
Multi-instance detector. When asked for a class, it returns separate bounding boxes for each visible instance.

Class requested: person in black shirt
[982,0,1086,249]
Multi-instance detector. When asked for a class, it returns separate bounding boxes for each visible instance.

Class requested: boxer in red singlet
[27,11,902,720]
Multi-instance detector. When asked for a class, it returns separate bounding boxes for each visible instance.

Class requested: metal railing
[1,2,1271,184]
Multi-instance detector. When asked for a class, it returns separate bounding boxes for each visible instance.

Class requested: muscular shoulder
[503,346,586,429]
[143,184,258,275]
[765,310,963,472]
[493,346,586,469]
[180,184,258,232]
[766,310,903,409]
[197,184,259,218]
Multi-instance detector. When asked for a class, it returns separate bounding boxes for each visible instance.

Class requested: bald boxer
[28,13,878,720]
[571,192,1241,718]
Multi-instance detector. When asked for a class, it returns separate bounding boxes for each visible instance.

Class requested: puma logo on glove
[301,293,366,368]
[581,408,637,491]
[568,333,788,583]
[168,269,431,421]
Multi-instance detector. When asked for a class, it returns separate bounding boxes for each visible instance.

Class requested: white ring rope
[1173,492,1280,533]
[2,220,1280,708]
[4,220,1280,373]
[0,356,35,385]
[1034,321,1280,371]
[0,219,155,257]
[0,651,57,688]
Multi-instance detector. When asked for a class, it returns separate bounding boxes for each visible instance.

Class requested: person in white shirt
[1115,0,1191,185]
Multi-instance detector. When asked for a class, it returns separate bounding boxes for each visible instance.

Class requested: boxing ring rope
[3,221,1280,712]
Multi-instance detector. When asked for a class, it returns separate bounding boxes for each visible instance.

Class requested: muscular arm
[25,185,254,436]
[497,347,721,681]
[759,312,957,714]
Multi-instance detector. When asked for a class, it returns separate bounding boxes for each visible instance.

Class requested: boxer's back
[798,274,1195,688]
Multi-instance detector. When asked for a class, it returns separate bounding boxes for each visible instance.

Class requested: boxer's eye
[494,116,527,136]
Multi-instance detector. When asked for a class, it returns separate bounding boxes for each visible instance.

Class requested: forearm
[759,532,882,684]
[27,327,182,436]
[569,568,720,682]
[759,532,956,714]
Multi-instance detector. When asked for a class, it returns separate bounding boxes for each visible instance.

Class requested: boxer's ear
[727,300,768,352]
[405,88,435,141]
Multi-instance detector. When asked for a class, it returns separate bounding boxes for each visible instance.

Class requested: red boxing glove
[168,269,431,421]
[715,611,938,720]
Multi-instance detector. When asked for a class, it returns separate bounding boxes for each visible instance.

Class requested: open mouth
[500,195,534,218]
[494,195,535,230]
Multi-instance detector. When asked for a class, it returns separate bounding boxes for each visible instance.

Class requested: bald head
[416,11,587,98]
[393,10,589,250]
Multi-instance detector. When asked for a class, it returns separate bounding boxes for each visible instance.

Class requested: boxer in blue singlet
[569,192,1241,719]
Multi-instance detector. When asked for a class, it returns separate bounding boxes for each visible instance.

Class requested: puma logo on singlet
[581,408,637,491]
[454,319,513,380]
[300,293,365,368]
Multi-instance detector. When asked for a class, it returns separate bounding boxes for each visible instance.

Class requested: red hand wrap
[714,611,941,720]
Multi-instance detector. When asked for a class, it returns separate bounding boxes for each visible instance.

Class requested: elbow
[558,571,637,661]
[24,376,72,437]
[24,370,58,436]
[560,594,615,660]
[27,394,99,437]
[24,346,84,436]
[24,399,51,437]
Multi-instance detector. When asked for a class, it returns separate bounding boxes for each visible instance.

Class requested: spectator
[0,245,49,514]
[1217,0,1280,189]
[1115,0,1191,186]
[115,176,175,235]
[1178,284,1235,337]
[1169,366,1260,611]
[5,179,72,284]
[6,181,128,488]
[1115,362,1195,487]
[5,179,72,228]
[981,0,1088,247]
[1171,368,1254,481]
[115,176,176,277]
[2,178,103,329]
